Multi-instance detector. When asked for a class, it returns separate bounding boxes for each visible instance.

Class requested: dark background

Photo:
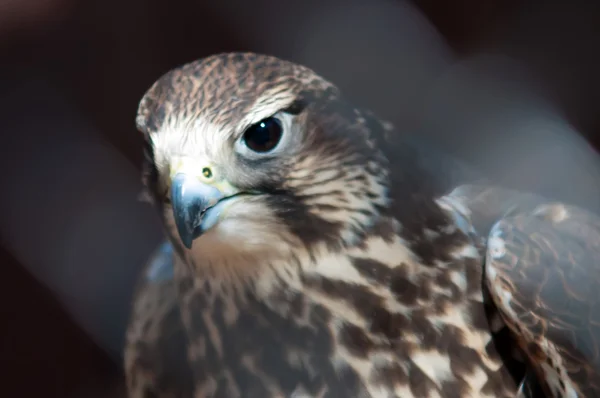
[1,0,599,396]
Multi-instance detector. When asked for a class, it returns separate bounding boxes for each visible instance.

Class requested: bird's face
[138,53,389,266]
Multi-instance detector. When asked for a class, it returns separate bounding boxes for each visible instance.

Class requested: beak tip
[175,222,195,249]
[181,235,193,249]
[170,172,223,249]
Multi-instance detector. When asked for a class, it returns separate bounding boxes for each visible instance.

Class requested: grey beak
[170,173,223,249]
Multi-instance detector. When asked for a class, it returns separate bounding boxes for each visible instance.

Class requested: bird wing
[124,241,195,398]
[452,184,600,398]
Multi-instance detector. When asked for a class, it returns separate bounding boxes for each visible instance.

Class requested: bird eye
[242,117,283,153]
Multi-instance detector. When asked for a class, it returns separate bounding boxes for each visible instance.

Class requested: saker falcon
[124,52,600,397]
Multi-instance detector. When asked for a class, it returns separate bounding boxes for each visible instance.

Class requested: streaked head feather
[138,53,391,287]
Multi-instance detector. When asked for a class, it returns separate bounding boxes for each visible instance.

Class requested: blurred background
[1,0,599,396]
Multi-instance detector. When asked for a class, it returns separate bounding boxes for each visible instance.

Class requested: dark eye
[242,117,283,153]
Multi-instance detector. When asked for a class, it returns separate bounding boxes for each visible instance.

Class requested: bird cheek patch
[217,201,286,240]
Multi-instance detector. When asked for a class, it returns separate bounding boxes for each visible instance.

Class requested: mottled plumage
[488,202,600,397]
[446,185,600,397]
[124,53,600,397]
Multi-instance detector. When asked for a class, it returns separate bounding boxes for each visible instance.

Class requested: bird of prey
[124,52,600,397]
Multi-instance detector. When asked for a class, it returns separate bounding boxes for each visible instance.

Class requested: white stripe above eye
[236,90,297,133]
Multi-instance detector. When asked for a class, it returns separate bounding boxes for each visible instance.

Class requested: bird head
[137,53,391,271]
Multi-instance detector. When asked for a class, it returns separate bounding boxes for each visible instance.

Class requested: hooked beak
[170,173,224,249]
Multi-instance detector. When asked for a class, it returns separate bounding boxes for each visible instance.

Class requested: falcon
[124,52,600,397]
